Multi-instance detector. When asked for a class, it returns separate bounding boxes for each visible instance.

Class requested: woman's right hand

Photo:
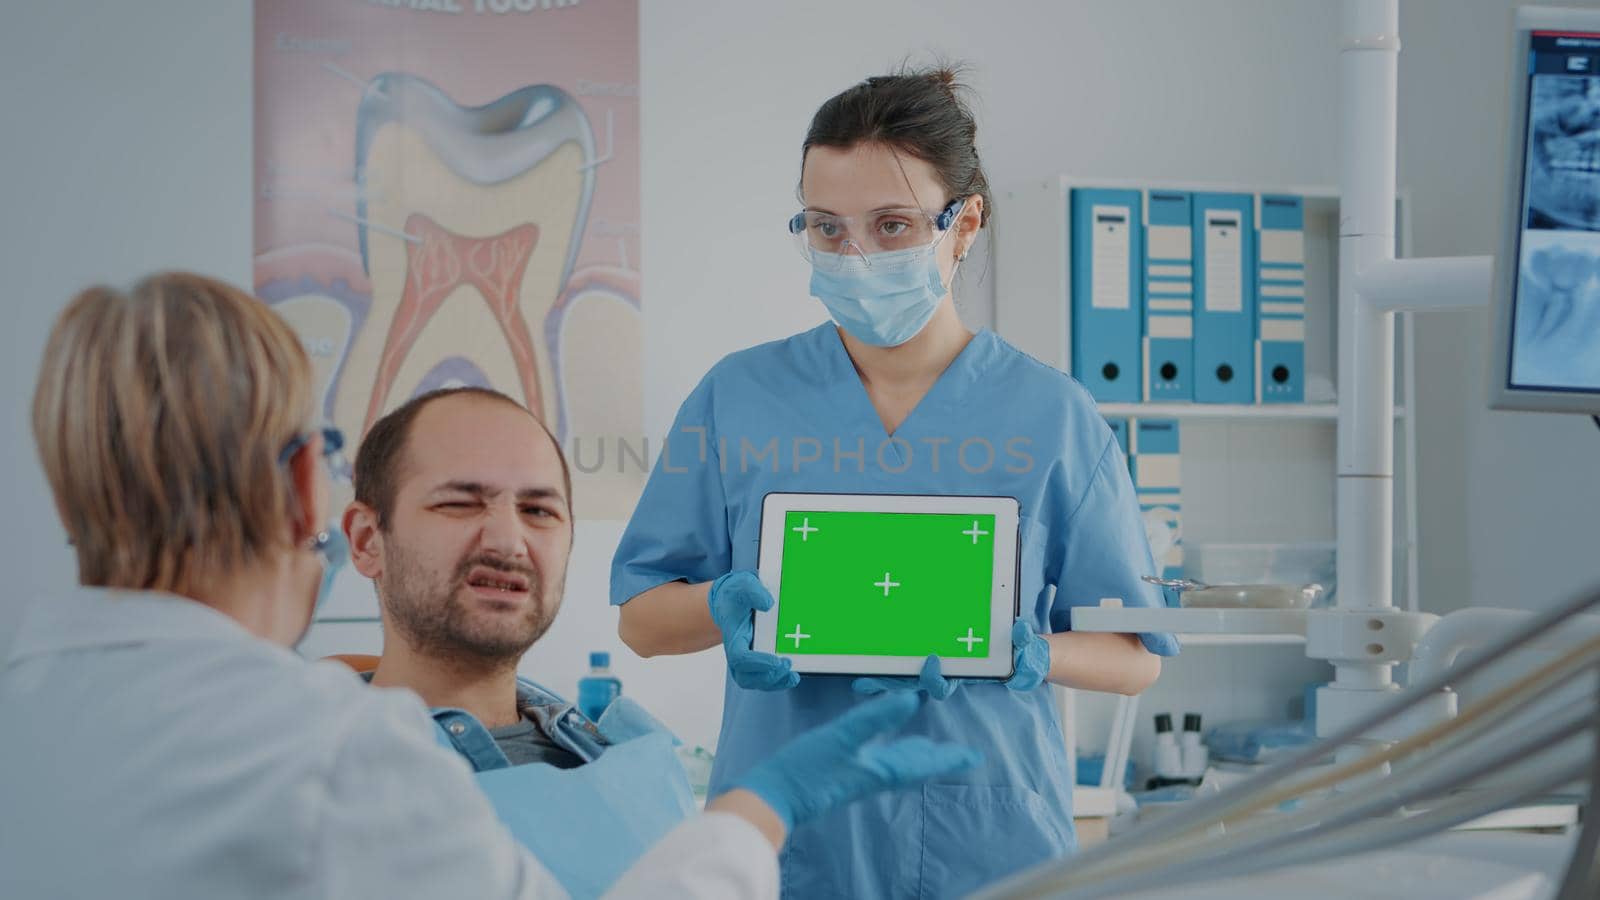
[708,571,800,691]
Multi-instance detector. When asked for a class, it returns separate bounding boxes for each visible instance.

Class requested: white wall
[0,1,254,647]
[5,0,1596,757]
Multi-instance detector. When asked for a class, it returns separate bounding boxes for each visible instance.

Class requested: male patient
[344,386,615,770]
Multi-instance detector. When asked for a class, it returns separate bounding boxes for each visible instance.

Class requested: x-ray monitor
[1492,6,1600,413]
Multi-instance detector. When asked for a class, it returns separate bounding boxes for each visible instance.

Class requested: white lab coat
[0,587,777,899]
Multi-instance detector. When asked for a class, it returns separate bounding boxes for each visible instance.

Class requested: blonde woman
[0,272,975,900]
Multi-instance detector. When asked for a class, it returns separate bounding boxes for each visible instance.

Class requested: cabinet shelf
[1071,604,1309,637]
[1095,402,1407,422]
[1176,633,1309,646]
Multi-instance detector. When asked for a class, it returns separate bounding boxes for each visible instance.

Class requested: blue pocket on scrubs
[918,783,1073,899]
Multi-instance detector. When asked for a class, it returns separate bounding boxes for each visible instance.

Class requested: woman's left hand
[1004,620,1051,692]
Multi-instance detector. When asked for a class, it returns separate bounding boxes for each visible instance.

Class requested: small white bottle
[1153,714,1183,780]
[1181,713,1209,779]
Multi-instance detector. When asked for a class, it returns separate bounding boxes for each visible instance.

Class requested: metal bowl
[1178,583,1325,610]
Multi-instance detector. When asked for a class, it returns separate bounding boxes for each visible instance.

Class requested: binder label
[1090,205,1132,310]
[1203,211,1244,313]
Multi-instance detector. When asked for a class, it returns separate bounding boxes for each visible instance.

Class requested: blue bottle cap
[590,651,610,668]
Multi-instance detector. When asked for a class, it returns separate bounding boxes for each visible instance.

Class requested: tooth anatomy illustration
[255,244,373,435]
[368,213,544,428]
[548,265,644,511]
[337,73,597,443]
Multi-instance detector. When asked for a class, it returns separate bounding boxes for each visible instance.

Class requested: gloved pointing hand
[731,692,983,831]
[708,571,800,691]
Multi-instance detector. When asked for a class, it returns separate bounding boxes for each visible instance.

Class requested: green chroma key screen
[774,510,997,657]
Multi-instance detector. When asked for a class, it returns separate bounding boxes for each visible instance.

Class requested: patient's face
[375,396,572,664]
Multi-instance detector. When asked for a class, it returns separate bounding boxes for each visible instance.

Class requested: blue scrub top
[612,323,1178,900]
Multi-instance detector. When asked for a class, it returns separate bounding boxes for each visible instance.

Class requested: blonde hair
[31,272,316,592]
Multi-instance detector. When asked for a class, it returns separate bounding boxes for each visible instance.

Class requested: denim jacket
[431,675,673,773]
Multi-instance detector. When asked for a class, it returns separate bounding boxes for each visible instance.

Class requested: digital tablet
[752,492,1021,678]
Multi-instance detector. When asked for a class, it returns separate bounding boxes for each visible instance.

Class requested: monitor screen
[1504,25,1600,400]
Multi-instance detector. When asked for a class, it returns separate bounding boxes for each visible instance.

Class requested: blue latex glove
[851,620,1051,697]
[708,571,800,691]
[732,692,983,830]
[851,654,959,700]
[1004,619,1052,692]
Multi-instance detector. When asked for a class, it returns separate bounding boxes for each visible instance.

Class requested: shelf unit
[1071,604,1309,637]
[1176,633,1308,646]
[1001,176,1416,808]
[995,175,1418,613]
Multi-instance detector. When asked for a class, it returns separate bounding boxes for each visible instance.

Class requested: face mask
[809,241,953,348]
[310,526,349,613]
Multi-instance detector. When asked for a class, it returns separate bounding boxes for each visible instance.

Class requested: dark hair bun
[802,60,993,228]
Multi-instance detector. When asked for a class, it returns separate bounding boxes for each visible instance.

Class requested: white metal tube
[1357,256,1494,311]
[982,589,1600,900]
[1402,309,1420,612]
[1337,0,1401,618]
[1335,478,1394,613]
[1410,608,1600,686]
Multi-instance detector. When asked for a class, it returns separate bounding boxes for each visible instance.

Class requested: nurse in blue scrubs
[611,66,1178,899]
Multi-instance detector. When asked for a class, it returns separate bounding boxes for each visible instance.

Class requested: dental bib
[432,703,694,897]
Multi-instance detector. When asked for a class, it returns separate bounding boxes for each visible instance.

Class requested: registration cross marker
[786,625,812,649]
[958,627,985,653]
[792,518,819,541]
[874,573,901,597]
[962,520,990,544]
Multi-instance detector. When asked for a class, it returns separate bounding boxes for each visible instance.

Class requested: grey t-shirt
[488,715,585,769]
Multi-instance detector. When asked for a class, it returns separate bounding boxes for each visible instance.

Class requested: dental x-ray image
[1526,75,1600,231]
[1511,231,1600,390]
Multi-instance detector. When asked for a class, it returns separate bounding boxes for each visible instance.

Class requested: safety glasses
[788,198,964,271]
[278,426,349,482]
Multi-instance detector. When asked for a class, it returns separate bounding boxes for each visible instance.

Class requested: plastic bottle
[1181,713,1209,778]
[577,651,622,722]
[1153,713,1183,780]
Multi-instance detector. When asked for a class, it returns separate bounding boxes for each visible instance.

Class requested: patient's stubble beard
[380,539,557,667]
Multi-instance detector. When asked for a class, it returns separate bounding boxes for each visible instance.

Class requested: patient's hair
[32,272,315,592]
[353,387,572,531]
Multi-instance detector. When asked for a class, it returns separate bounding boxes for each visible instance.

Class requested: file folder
[1142,191,1194,402]
[1256,194,1306,404]
[1105,417,1131,475]
[1131,418,1182,607]
[1191,193,1257,404]
[1070,189,1144,402]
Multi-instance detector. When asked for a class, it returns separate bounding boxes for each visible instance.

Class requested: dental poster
[254,0,643,517]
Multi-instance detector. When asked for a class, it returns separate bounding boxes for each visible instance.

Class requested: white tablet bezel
[752,492,1020,678]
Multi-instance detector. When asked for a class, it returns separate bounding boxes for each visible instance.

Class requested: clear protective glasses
[278,425,350,483]
[278,425,350,560]
[788,197,964,271]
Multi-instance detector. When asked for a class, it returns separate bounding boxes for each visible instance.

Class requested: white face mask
[808,240,956,347]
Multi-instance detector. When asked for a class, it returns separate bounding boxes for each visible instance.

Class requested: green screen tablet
[753,493,1020,677]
